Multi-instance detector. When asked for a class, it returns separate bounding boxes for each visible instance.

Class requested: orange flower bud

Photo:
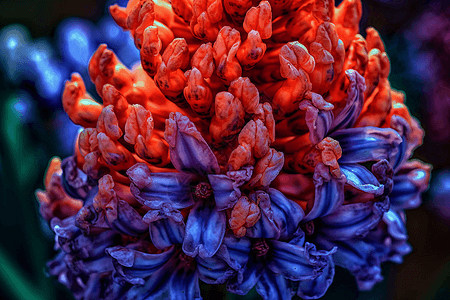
[333,0,362,49]
[62,73,103,128]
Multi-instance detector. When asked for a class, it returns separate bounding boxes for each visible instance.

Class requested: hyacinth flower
[36,0,432,299]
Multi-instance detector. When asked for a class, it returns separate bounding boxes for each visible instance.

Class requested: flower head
[37,0,431,299]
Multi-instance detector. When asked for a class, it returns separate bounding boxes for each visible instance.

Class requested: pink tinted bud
[243,1,272,39]
[228,77,260,113]
[184,68,214,117]
[191,42,215,78]
[97,105,123,140]
[224,0,252,22]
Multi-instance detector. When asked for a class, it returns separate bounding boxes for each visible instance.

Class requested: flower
[37,0,431,299]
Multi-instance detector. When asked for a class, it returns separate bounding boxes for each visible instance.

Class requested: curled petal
[88,44,133,97]
[247,189,304,240]
[37,159,83,222]
[267,241,336,281]
[93,174,116,211]
[317,137,342,177]
[106,245,175,285]
[299,93,334,145]
[147,217,185,250]
[182,200,226,258]
[372,159,394,196]
[208,174,240,210]
[379,209,411,263]
[104,198,148,236]
[227,255,264,295]
[319,196,390,241]
[297,254,335,299]
[61,156,93,200]
[127,164,195,209]
[390,160,432,210]
[222,233,252,270]
[122,251,201,299]
[313,236,383,291]
[303,163,346,222]
[165,112,220,175]
[213,27,241,62]
[329,69,366,133]
[162,38,190,71]
[196,245,240,284]
[330,127,402,166]
[341,164,384,196]
[255,270,294,300]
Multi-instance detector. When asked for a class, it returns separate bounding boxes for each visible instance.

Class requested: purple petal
[267,241,336,281]
[269,188,305,240]
[128,163,196,209]
[165,112,220,175]
[381,210,412,263]
[389,115,409,171]
[341,164,384,196]
[196,245,237,284]
[330,127,402,166]
[141,199,186,250]
[65,253,113,275]
[371,159,394,197]
[318,196,390,240]
[75,204,110,235]
[364,209,411,265]
[105,198,148,236]
[227,255,264,296]
[390,160,431,210]
[222,234,252,271]
[182,200,226,258]
[106,244,175,285]
[208,174,240,210]
[303,163,346,222]
[328,69,365,133]
[246,189,304,240]
[61,155,94,200]
[299,96,334,145]
[121,251,201,300]
[313,236,383,291]
[297,254,335,299]
[148,217,185,250]
[255,271,294,300]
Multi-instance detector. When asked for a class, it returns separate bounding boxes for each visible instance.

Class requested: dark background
[0,0,449,299]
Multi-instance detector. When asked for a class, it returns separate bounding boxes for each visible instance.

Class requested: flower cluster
[36,0,431,299]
